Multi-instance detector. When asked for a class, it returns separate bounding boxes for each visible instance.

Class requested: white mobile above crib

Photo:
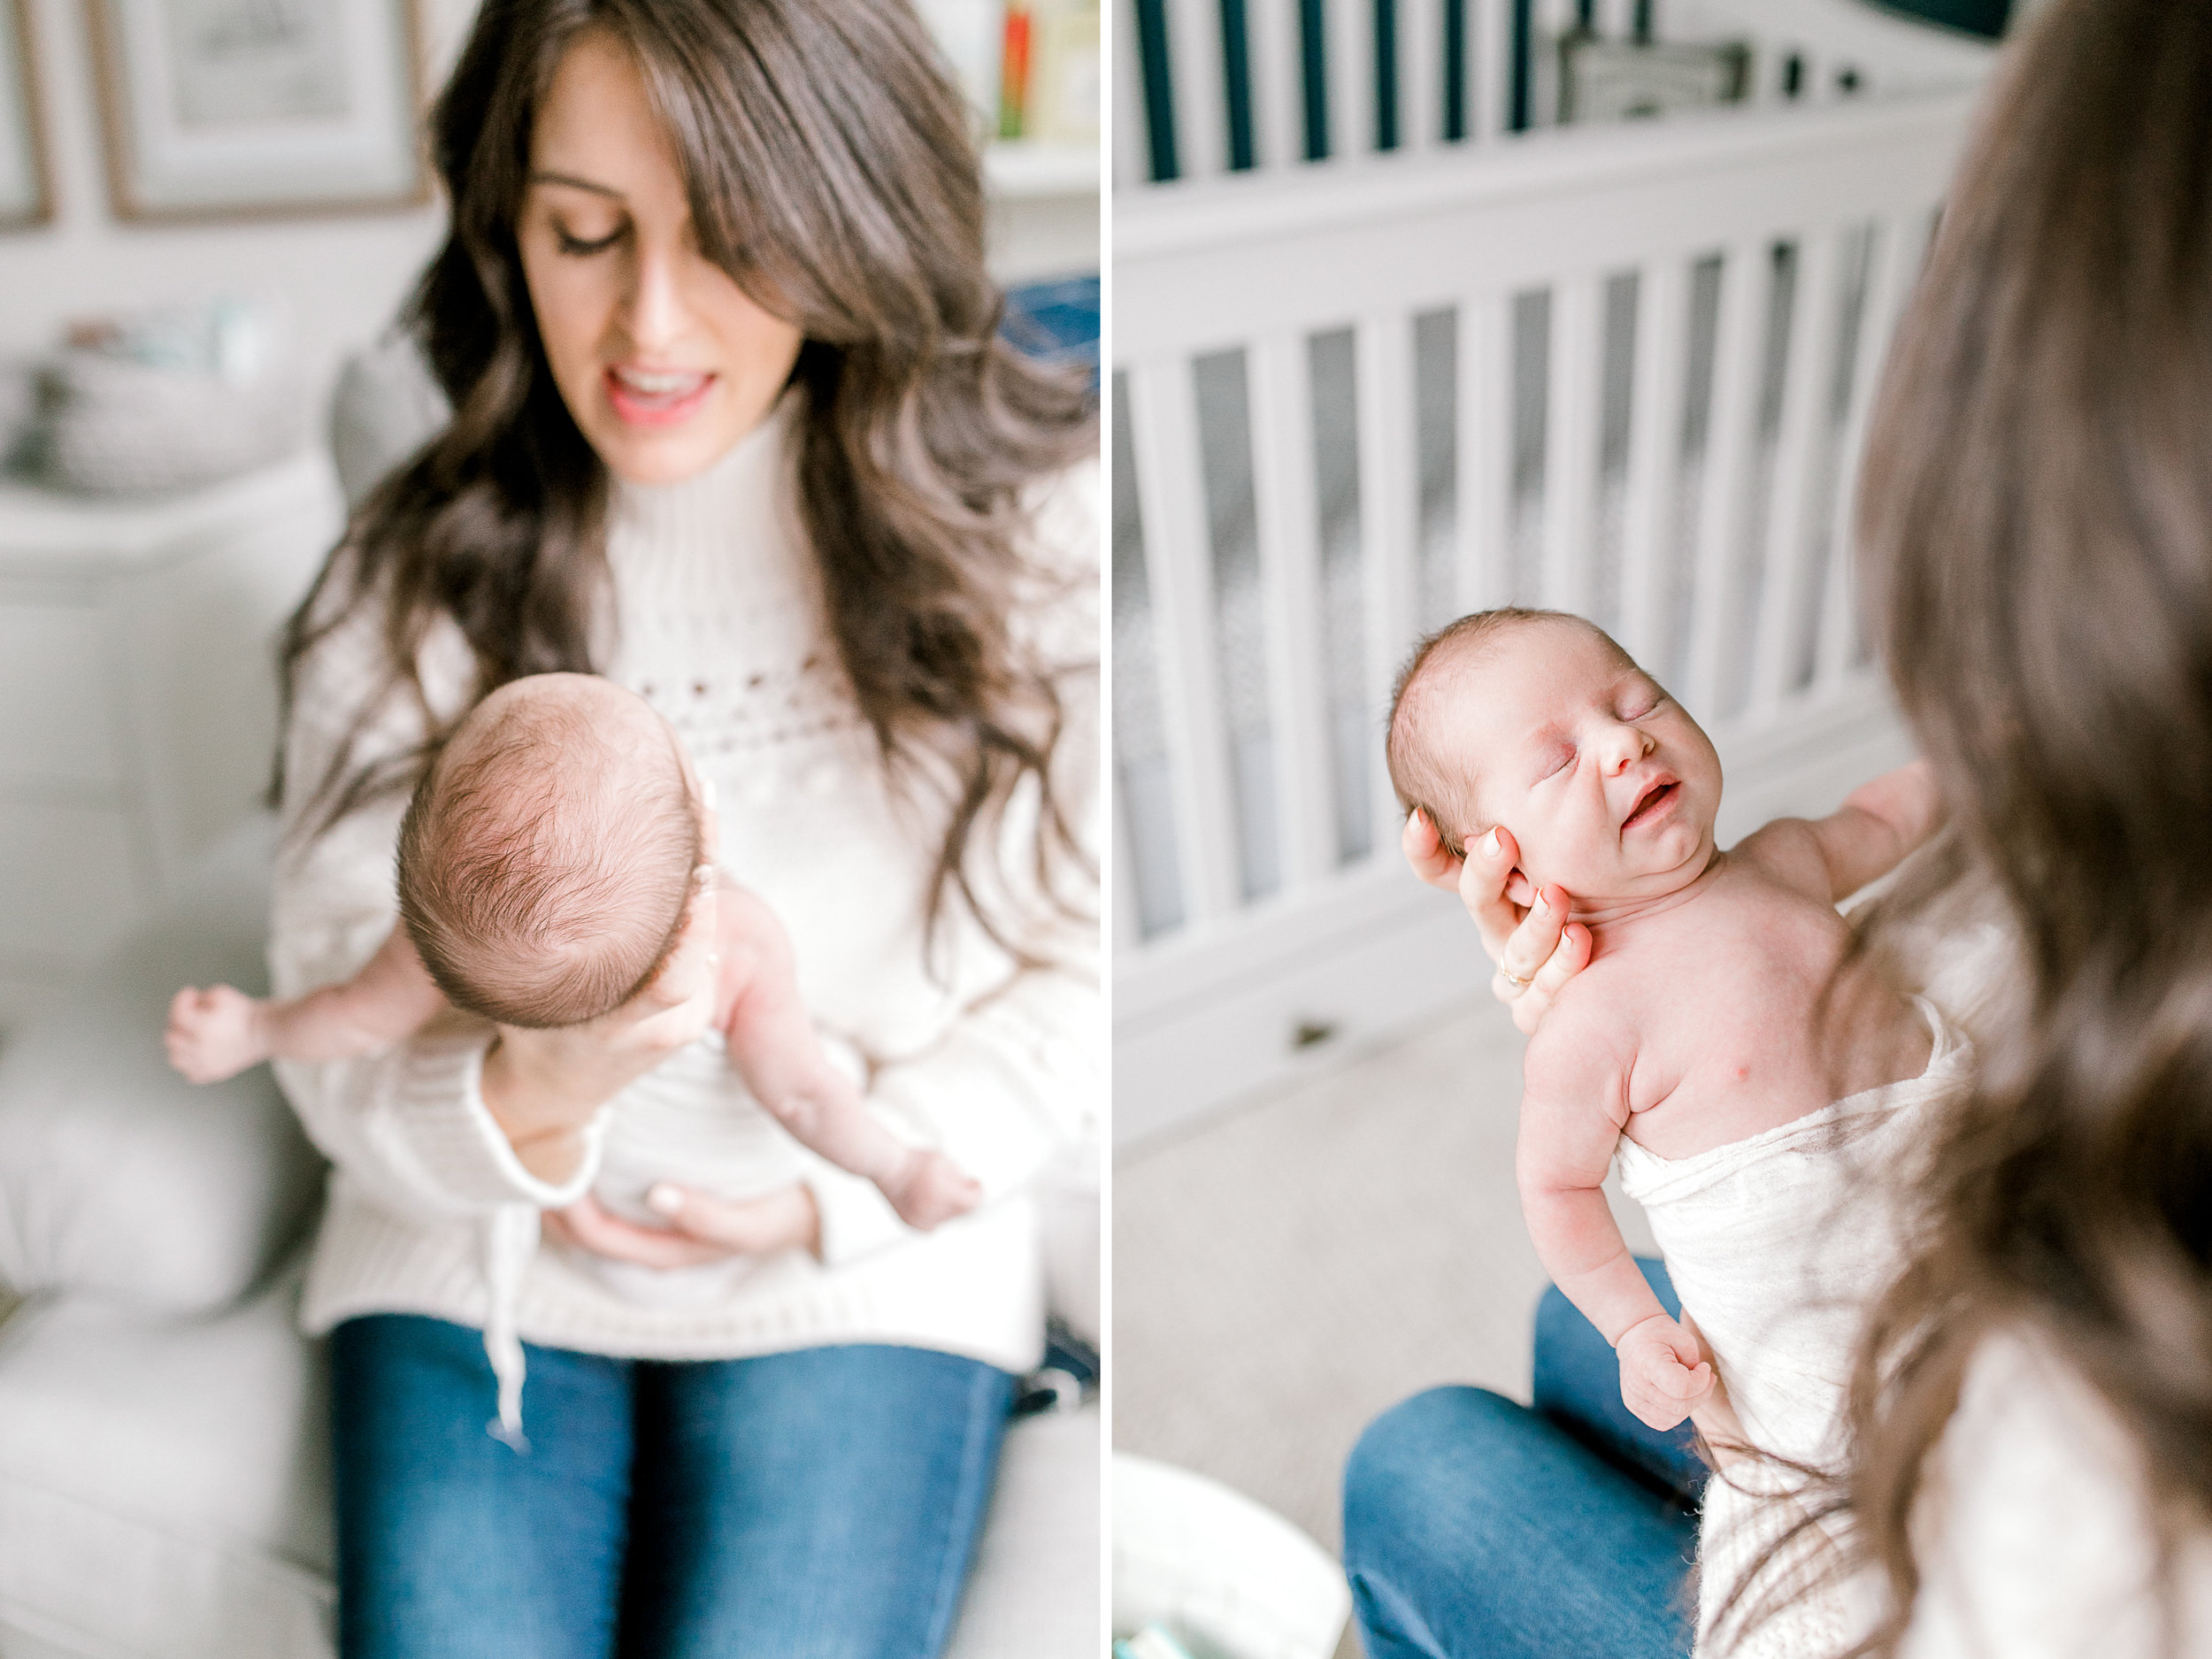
[1113,27,1989,1143]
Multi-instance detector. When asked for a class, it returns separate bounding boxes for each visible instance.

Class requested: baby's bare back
[1565,856,1931,1160]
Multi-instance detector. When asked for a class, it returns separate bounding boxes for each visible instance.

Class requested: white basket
[1111,1455,1351,1659]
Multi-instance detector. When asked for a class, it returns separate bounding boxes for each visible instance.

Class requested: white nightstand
[0,453,344,1033]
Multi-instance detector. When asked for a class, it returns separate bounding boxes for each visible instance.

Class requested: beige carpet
[1113,997,1656,1655]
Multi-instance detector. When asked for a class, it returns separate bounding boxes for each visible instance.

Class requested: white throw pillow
[0,819,326,1311]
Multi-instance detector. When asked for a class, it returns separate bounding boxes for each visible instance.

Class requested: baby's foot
[165,985,270,1085]
[1616,1313,1715,1432]
[881,1151,982,1231]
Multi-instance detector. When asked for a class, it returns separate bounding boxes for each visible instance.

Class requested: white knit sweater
[266,394,1099,1381]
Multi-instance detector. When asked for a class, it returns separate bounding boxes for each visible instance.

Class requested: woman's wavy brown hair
[278,0,1095,961]
[1832,0,2212,1649]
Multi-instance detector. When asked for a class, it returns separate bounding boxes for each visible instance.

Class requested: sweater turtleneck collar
[603,387,799,551]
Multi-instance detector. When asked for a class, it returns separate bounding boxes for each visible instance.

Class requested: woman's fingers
[544,1193,733,1269]
[1678,1310,1749,1456]
[1507,919,1593,1036]
[646,1182,821,1258]
[542,1185,822,1273]
[1404,811,1593,1032]
[1455,826,1532,962]
[639,875,720,1015]
[614,878,722,1057]
[1401,807,1462,892]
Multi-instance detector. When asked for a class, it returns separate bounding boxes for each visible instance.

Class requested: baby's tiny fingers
[1657,1361,1712,1398]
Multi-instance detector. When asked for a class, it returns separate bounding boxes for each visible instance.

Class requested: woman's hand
[543,1183,822,1267]
[1680,1310,1750,1463]
[1402,809,1593,1034]
[480,870,723,1182]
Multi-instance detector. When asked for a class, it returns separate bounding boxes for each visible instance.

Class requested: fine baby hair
[398,673,701,1029]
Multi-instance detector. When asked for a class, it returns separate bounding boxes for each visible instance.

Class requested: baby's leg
[716,890,979,1230]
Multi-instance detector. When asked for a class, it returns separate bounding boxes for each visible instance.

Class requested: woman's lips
[1622,780,1678,832]
[604,365,715,427]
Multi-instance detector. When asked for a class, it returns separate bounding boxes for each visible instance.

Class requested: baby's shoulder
[1726,818,1832,902]
[711,881,794,962]
[1523,985,1640,1101]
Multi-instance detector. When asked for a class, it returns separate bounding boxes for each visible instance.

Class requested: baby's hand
[1616,1312,1715,1432]
[881,1151,982,1231]
[165,985,270,1085]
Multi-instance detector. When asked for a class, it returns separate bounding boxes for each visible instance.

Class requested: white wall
[0,0,1097,418]
[0,0,478,411]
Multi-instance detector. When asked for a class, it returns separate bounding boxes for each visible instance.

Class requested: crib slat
[1248,334,1334,891]
[1619,258,1687,672]
[1360,311,1422,845]
[1474,0,1510,141]
[1455,289,1514,614]
[1402,0,1443,153]
[1816,210,1932,692]
[1248,0,1308,171]
[1540,273,1603,616]
[1113,779,1144,947]
[1748,229,1846,718]
[1115,0,1148,187]
[1126,356,1242,922]
[1168,0,1229,181]
[1328,0,1374,159]
[1681,238,1770,723]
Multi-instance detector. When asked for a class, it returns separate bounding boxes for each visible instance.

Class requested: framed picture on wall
[88,0,426,221]
[0,0,53,228]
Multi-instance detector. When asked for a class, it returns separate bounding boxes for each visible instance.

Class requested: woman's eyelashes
[554,220,626,257]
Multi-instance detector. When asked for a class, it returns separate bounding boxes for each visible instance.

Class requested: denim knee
[1344,1386,1520,1565]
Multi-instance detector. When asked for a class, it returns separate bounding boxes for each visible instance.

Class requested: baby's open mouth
[1623,779,1678,832]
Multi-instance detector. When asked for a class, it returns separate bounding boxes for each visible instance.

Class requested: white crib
[1111,2,1998,1147]
[1113,0,1998,188]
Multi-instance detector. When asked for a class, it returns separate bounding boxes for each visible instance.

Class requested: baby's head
[397,673,703,1029]
[1387,609,1722,906]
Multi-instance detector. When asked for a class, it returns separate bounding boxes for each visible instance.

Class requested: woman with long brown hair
[1346,0,2212,1651]
[265,1,1095,1651]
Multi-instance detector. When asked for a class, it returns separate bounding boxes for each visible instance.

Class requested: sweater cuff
[387,1032,605,1210]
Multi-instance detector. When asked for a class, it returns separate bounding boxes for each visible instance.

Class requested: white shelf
[986,141,1101,198]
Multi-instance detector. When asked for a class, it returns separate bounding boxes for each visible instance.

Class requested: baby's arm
[1517,1022,1714,1431]
[714,887,979,1230]
[1745,759,1945,904]
[165,926,445,1084]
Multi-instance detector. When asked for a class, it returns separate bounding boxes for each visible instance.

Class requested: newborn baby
[168,672,980,1235]
[1387,608,1955,1461]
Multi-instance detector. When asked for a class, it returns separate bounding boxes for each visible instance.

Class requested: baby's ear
[1503,869,1536,908]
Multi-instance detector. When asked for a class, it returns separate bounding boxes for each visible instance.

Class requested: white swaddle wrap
[1615,993,1978,1656]
[1615,996,1969,1471]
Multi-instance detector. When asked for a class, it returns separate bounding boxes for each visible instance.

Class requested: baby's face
[1448,622,1721,907]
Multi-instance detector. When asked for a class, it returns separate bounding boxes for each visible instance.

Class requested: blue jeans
[1342,1259,1706,1659]
[329,1314,1016,1659]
